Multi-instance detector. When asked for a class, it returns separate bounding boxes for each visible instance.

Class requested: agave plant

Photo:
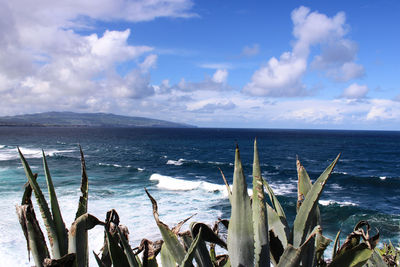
[16,142,386,267]
[16,147,105,267]
[223,140,387,267]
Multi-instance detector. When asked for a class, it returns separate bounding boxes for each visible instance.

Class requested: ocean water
[1,127,399,266]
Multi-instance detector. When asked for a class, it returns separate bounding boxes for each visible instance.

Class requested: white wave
[380,176,386,180]
[138,168,145,171]
[98,162,129,168]
[0,146,76,161]
[319,200,358,207]
[150,174,254,197]
[150,174,229,195]
[166,159,185,166]
[269,182,297,195]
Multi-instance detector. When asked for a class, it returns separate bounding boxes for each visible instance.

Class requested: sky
[0,0,399,130]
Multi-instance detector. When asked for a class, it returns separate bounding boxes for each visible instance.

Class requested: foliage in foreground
[16,141,390,267]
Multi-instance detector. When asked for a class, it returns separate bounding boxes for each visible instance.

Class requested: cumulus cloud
[176,69,230,91]
[0,0,194,115]
[244,6,364,97]
[341,83,369,99]
[212,69,228,84]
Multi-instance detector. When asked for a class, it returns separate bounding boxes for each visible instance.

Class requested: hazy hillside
[0,112,195,128]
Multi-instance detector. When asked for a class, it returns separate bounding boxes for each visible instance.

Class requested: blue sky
[0,0,399,129]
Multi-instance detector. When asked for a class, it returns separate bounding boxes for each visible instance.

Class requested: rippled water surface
[1,127,399,266]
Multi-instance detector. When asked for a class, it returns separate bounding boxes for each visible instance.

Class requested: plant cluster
[16,141,390,266]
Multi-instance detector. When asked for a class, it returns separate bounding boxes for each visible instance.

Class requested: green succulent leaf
[365,249,387,267]
[160,243,176,267]
[332,230,341,260]
[145,188,187,264]
[296,157,321,267]
[68,213,105,267]
[188,223,215,267]
[276,244,301,267]
[227,145,254,267]
[180,227,203,267]
[16,204,50,267]
[329,243,373,267]
[18,148,61,259]
[292,154,340,248]
[262,178,286,220]
[42,150,68,256]
[75,145,88,220]
[252,139,270,267]
[314,230,332,266]
[117,227,140,267]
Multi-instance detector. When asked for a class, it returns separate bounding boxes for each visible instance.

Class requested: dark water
[1,127,399,265]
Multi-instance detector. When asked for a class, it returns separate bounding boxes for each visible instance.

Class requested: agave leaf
[332,230,341,260]
[43,253,76,267]
[190,222,226,249]
[18,148,61,259]
[296,157,321,267]
[365,249,387,267]
[93,251,107,267]
[75,145,88,220]
[276,244,301,267]
[117,227,140,267]
[329,243,373,267]
[267,203,288,248]
[314,230,332,266]
[277,226,321,267]
[180,227,203,267]
[137,239,161,267]
[189,223,217,267]
[262,178,286,220]
[218,167,232,202]
[105,229,130,267]
[145,189,187,264]
[160,243,176,267]
[16,204,50,267]
[252,139,270,267]
[68,213,105,267]
[292,154,340,248]
[43,150,68,256]
[227,145,254,267]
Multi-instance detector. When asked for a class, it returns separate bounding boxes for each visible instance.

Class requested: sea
[0,127,399,266]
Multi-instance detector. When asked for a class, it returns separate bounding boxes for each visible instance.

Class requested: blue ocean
[1,127,399,266]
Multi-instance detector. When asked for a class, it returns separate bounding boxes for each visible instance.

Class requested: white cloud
[140,54,158,72]
[0,0,189,115]
[243,52,307,97]
[212,69,228,84]
[244,6,364,97]
[241,44,260,57]
[341,83,369,99]
[175,69,230,92]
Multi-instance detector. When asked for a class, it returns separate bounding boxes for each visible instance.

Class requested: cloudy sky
[0,0,399,129]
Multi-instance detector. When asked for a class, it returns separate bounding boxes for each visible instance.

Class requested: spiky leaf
[145,189,186,264]
[16,204,50,267]
[252,139,270,267]
[227,146,254,267]
[75,145,88,220]
[43,150,68,256]
[293,154,340,248]
[18,148,61,258]
[180,227,203,267]
[68,213,105,267]
[160,243,176,267]
[117,227,140,267]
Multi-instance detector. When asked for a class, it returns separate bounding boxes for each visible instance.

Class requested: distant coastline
[0,111,196,128]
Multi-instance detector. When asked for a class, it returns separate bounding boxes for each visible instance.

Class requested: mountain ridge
[0,111,195,128]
